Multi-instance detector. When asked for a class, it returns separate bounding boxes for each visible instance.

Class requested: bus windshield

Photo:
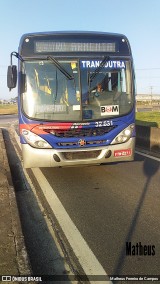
[22,58,133,121]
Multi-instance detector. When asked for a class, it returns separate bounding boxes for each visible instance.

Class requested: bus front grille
[49,125,116,138]
[62,150,101,160]
[57,140,106,147]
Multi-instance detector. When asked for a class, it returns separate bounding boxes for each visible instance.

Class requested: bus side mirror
[7,65,17,90]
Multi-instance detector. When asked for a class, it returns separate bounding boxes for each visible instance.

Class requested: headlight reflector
[111,124,135,145]
[22,129,52,148]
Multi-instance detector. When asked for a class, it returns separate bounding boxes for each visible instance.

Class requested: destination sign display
[35,41,117,53]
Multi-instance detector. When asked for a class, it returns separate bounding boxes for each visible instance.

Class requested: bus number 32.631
[95,120,113,127]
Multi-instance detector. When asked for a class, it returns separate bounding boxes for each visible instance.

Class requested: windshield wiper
[47,56,73,80]
[89,56,110,82]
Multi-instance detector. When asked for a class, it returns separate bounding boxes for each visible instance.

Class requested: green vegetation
[0,104,18,115]
[136,112,160,128]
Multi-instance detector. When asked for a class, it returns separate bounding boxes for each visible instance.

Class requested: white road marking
[135,150,160,162]
[14,131,159,282]
[32,167,112,284]
[14,132,111,282]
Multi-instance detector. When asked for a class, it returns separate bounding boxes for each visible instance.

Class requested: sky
[1,0,160,99]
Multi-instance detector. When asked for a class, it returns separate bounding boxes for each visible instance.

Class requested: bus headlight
[22,129,52,148]
[111,124,135,145]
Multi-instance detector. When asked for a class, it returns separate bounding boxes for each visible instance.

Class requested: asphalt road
[2,118,160,282]
[0,114,18,125]
[40,153,160,278]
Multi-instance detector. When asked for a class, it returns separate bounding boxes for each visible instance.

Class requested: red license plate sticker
[114,149,132,158]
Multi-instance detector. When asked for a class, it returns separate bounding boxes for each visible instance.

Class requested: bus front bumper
[22,137,136,168]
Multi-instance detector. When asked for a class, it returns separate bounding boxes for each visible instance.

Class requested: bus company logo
[81,60,126,69]
[78,139,86,147]
[101,105,119,116]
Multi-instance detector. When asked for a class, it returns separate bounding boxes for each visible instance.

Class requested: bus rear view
[7,31,136,168]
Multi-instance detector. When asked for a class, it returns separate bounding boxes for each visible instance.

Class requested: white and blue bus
[7,31,136,168]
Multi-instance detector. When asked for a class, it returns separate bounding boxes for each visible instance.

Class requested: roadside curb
[0,128,31,276]
[136,125,160,156]
[2,127,77,283]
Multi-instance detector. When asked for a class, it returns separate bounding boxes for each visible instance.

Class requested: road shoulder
[0,128,31,276]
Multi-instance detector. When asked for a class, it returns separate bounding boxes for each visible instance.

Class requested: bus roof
[20,30,128,40]
[19,31,132,57]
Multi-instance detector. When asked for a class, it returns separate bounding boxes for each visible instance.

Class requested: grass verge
[136,112,160,128]
[0,104,18,115]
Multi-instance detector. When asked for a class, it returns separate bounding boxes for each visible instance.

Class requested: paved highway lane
[40,154,160,277]
[0,114,18,125]
[5,126,160,281]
